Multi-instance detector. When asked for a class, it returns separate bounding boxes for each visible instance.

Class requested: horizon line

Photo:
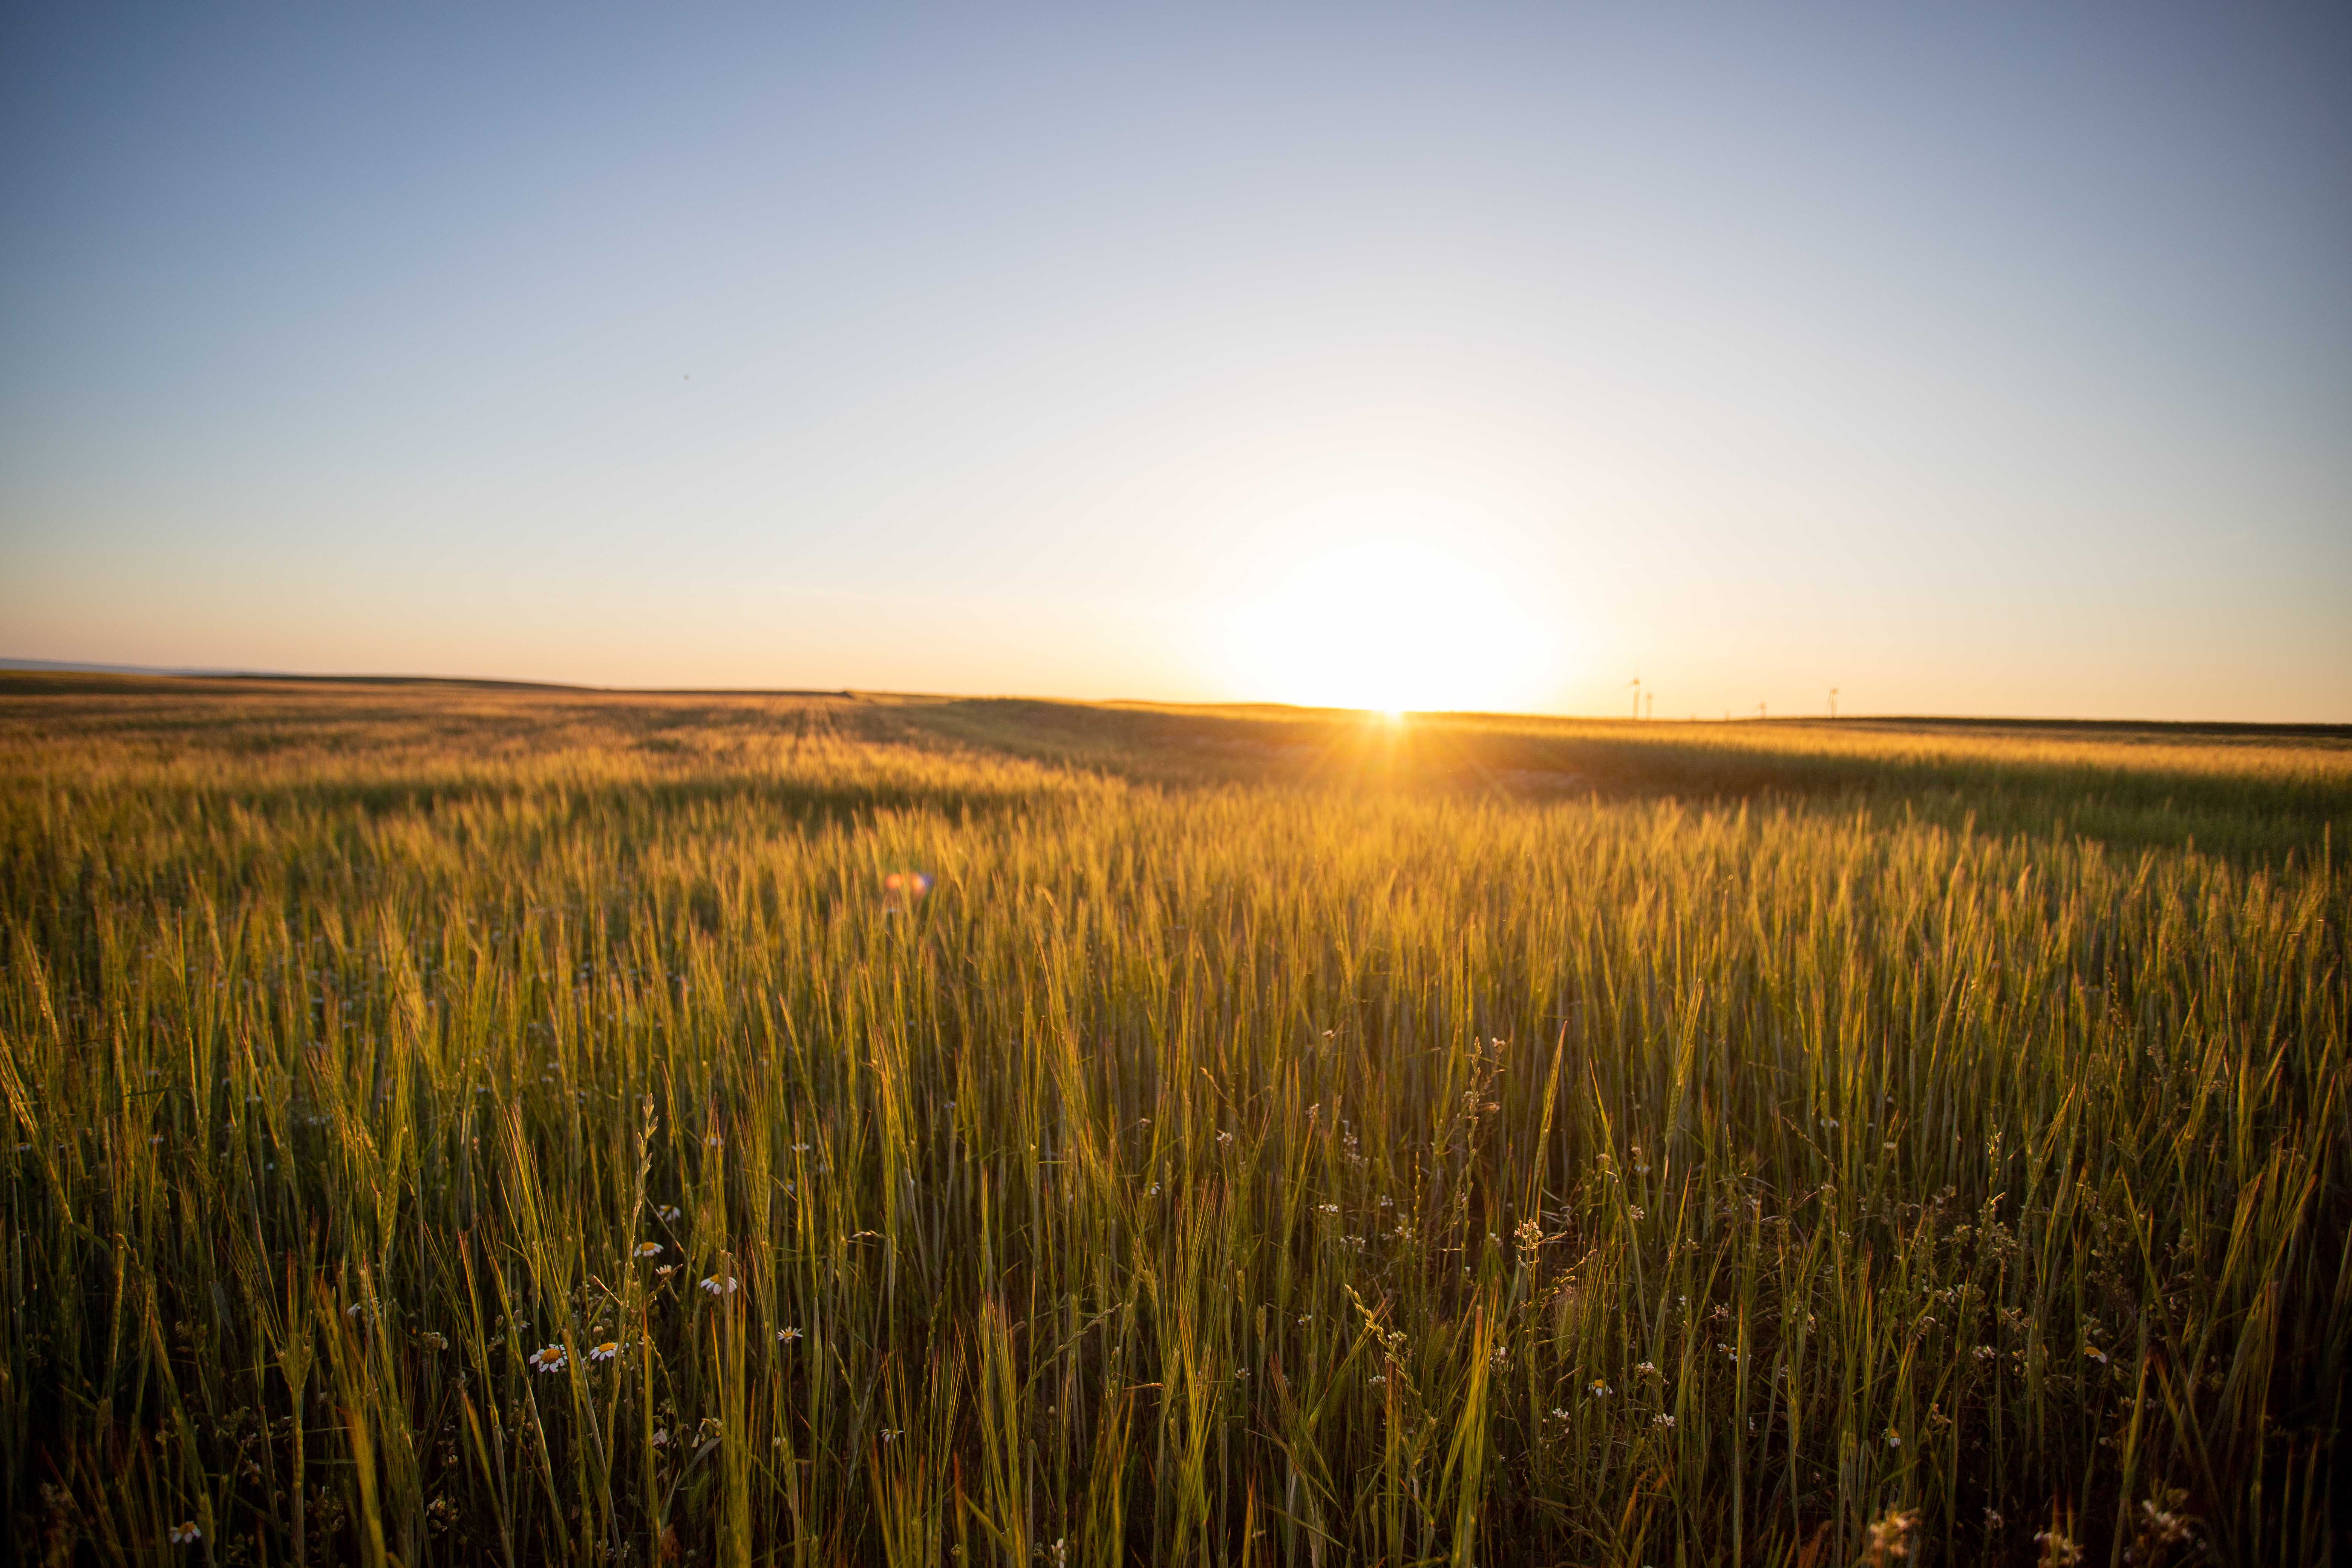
[6,657,2348,736]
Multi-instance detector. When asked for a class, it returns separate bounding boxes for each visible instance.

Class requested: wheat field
[3,677,2346,1565]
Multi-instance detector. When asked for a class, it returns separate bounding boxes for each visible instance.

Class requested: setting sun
[1221,541,1559,714]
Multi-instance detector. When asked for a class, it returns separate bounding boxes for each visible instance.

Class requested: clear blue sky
[5,2,2347,718]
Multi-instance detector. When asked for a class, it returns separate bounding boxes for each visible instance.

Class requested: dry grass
[3,677,2344,1565]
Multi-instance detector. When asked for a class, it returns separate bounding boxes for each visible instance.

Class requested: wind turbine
[1628,671,1642,721]
[1828,686,1839,721]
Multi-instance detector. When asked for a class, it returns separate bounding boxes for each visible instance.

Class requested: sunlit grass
[2,679,2344,1564]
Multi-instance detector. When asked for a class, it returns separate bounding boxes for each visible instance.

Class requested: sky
[3,2,2348,720]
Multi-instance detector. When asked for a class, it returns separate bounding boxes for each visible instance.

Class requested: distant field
[3,675,2345,1565]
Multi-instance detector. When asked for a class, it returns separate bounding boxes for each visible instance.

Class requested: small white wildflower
[2032,1526,2086,1565]
[657,1204,681,1222]
[700,1275,738,1295]
[1635,1361,1658,1377]
[634,1242,663,1259]
[1653,1413,1675,1428]
[650,1427,670,1447]
[168,1521,202,1545]
[777,1326,802,1342]
[1589,1380,1612,1397]
[880,1427,901,1442]
[1884,1427,1901,1448]
[529,1345,567,1373]
[1317,1204,1338,1216]
[587,1341,623,1363]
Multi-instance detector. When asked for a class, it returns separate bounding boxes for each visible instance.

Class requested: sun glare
[1223,542,1557,714]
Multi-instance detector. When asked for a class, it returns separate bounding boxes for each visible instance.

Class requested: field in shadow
[6,672,2344,867]
[903,697,2352,866]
